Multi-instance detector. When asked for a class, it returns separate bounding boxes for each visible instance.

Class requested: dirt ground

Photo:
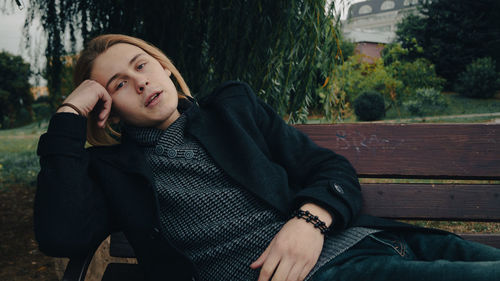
[0,184,59,281]
[0,184,137,281]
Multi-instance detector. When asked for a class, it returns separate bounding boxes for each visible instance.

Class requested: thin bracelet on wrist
[57,103,83,116]
[291,209,330,235]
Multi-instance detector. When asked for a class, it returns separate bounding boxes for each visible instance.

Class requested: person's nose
[136,77,149,94]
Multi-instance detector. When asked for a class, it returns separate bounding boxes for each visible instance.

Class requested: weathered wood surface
[295,123,500,179]
[360,184,500,220]
[459,234,500,249]
[110,232,136,258]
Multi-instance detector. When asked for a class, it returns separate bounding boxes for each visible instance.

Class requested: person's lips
[145,90,163,107]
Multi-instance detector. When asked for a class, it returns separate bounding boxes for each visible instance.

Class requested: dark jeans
[312,231,500,281]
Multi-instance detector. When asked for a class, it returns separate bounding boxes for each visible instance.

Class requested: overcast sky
[0,7,27,56]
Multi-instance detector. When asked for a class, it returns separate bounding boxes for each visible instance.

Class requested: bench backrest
[110,123,500,258]
[296,123,500,248]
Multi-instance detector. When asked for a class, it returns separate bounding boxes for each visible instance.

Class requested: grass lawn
[309,92,500,123]
[385,92,500,121]
[0,120,58,281]
[0,121,47,187]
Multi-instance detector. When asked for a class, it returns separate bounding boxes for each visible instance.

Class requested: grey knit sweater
[125,114,379,281]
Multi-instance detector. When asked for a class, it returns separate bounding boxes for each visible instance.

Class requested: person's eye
[137,63,146,70]
[116,80,127,90]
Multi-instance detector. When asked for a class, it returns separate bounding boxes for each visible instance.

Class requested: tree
[394,14,426,62]
[0,51,33,128]
[23,0,346,123]
[396,0,500,86]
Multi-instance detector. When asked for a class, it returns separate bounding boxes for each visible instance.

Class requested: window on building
[381,0,395,10]
[359,4,373,15]
[404,0,410,6]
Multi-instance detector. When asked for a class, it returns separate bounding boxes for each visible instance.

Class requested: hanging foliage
[22,0,345,122]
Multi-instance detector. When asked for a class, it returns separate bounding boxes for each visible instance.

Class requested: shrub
[332,55,403,104]
[455,57,500,99]
[354,91,386,121]
[11,107,33,127]
[404,88,447,116]
[383,44,445,97]
[32,103,52,121]
[388,58,445,98]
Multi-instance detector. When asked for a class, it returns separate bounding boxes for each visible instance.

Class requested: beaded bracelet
[291,209,330,234]
[57,103,83,116]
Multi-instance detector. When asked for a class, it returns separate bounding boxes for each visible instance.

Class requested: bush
[455,57,500,99]
[383,44,445,99]
[11,107,33,127]
[32,103,52,121]
[354,91,386,121]
[388,58,445,98]
[404,88,447,116]
[333,55,403,103]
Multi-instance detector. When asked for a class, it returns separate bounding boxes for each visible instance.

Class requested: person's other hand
[57,80,112,128]
[250,203,331,281]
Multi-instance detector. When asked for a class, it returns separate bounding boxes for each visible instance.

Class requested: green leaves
[0,52,33,128]
[397,0,500,86]
[25,0,345,123]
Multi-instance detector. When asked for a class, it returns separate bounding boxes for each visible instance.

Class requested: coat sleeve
[35,113,112,257]
[242,84,362,231]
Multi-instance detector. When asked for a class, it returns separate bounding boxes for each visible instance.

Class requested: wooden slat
[102,264,144,281]
[295,123,500,179]
[110,232,136,258]
[459,234,500,249]
[360,183,500,220]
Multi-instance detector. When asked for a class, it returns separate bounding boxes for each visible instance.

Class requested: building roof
[348,0,420,18]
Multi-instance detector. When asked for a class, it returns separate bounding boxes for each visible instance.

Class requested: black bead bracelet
[291,209,330,235]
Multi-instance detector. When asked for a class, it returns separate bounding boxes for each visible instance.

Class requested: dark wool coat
[35,81,431,281]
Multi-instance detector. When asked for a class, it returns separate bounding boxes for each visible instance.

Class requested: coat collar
[111,95,202,180]
[110,96,237,186]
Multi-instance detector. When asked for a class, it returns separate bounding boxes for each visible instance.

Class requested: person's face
[91,43,180,130]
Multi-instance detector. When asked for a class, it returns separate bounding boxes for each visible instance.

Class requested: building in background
[342,0,422,61]
[30,86,49,100]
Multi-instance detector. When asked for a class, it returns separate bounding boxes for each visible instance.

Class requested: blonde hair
[73,34,191,146]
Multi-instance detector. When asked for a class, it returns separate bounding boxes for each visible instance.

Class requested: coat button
[330,182,344,194]
[167,149,177,158]
[154,145,164,155]
[150,227,161,239]
[185,150,194,159]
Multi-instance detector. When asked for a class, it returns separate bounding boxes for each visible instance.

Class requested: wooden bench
[61,123,500,281]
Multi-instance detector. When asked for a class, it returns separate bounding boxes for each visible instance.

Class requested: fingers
[251,218,325,281]
[257,252,280,281]
[97,90,113,128]
[286,262,307,281]
[61,79,113,128]
[251,239,273,269]
[298,263,313,281]
[271,259,293,281]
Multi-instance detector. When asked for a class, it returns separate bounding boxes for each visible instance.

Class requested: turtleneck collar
[121,96,193,146]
